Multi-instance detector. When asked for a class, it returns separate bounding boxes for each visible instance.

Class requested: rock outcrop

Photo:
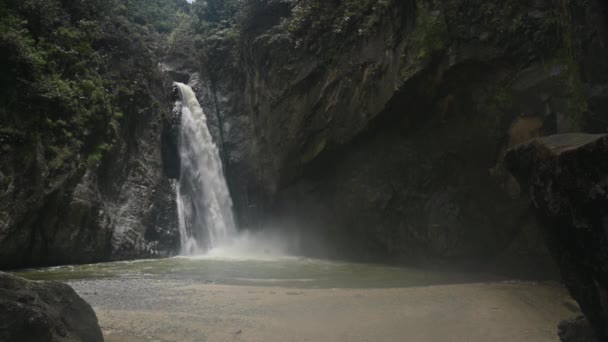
[0,272,103,342]
[0,72,180,269]
[505,133,608,341]
[197,0,608,262]
[0,0,181,269]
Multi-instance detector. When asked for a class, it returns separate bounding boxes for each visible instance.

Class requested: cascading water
[174,82,237,255]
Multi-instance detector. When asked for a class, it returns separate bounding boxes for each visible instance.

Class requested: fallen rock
[505,133,608,342]
[559,316,598,342]
[0,272,103,342]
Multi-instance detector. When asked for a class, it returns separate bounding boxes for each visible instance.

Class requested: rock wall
[2,0,606,268]
[202,0,608,261]
[0,1,181,269]
[0,72,179,269]
[505,134,608,341]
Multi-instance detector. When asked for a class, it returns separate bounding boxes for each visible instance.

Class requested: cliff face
[0,88,179,269]
[202,0,608,261]
[1,0,607,268]
[505,134,608,341]
[0,0,182,269]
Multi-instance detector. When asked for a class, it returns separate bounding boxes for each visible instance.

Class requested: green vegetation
[159,0,404,90]
[1,0,589,173]
[0,0,189,172]
[178,0,244,73]
[281,0,392,39]
[127,0,189,33]
[300,134,327,163]
[554,0,587,130]
[410,3,448,60]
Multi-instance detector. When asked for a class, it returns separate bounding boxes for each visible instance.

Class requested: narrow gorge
[1,0,608,341]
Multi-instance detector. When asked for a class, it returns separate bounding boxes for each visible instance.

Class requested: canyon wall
[1,0,607,268]
[0,0,183,268]
[200,0,608,262]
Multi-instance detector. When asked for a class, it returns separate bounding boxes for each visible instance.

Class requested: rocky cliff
[195,0,608,262]
[1,0,607,269]
[505,134,608,341]
[0,0,183,269]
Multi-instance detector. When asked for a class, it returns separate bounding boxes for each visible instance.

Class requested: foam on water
[173,82,297,260]
[173,230,293,261]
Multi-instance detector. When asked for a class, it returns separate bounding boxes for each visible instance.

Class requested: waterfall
[174,82,236,255]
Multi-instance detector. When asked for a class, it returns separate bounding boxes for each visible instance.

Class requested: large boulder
[505,133,608,342]
[0,272,103,342]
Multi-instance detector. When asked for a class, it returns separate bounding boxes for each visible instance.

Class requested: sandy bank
[68,279,579,342]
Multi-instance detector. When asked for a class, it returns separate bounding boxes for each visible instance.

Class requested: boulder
[0,272,103,342]
[559,316,598,342]
[505,133,608,342]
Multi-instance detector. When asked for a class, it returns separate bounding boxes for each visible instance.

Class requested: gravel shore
[69,279,579,342]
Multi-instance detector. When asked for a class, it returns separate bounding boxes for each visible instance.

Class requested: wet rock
[0,67,180,269]
[202,0,608,262]
[559,316,598,342]
[162,86,183,180]
[505,133,608,341]
[0,272,103,342]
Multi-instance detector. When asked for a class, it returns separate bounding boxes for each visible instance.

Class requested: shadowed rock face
[0,272,103,342]
[195,0,608,263]
[162,84,183,180]
[2,0,607,269]
[505,133,608,341]
[0,73,180,270]
[0,0,183,269]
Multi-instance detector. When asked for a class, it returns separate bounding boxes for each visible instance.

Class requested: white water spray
[174,82,236,255]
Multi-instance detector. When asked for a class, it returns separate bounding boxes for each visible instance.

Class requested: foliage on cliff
[174,0,401,81]
[0,0,188,174]
[0,0,189,269]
